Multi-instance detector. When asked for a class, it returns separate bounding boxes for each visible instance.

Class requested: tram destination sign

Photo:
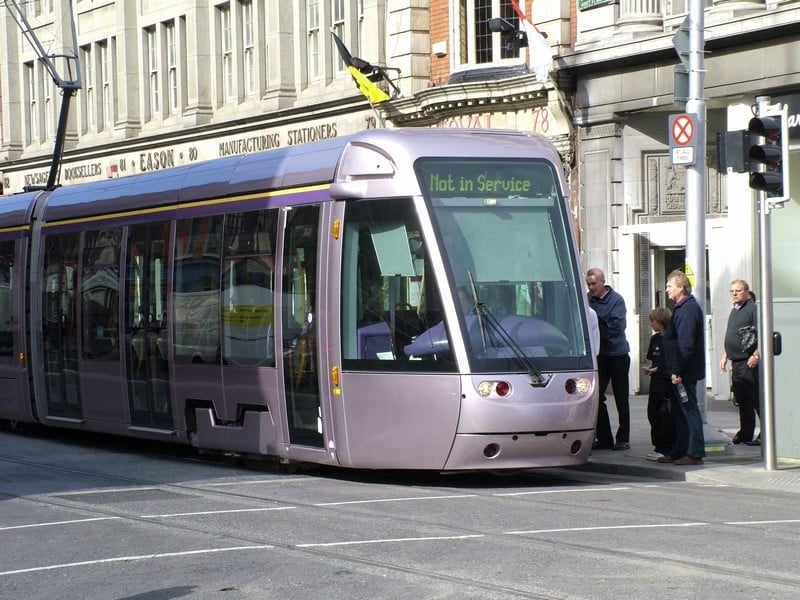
[418,160,556,199]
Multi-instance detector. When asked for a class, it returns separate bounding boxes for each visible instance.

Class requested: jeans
[670,380,705,459]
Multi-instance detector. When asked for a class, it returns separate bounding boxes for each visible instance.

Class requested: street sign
[671,146,695,165]
[668,113,697,165]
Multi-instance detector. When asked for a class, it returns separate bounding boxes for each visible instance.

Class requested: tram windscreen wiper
[467,271,487,354]
[466,271,549,387]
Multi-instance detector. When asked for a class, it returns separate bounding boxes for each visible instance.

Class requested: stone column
[616,0,662,34]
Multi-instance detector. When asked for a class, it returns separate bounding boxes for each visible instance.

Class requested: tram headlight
[565,377,592,395]
[477,380,512,397]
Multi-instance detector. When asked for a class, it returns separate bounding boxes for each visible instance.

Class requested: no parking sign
[668,113,697,166]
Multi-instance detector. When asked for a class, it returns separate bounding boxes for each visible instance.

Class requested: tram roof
[0,128,562,230]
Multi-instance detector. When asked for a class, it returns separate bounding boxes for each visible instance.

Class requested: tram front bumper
[442,428,594,471]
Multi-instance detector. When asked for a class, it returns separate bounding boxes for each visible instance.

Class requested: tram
[0,128,598,471]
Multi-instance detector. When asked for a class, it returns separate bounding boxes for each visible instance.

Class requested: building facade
[0,1,422,192]
[560,0,800,458]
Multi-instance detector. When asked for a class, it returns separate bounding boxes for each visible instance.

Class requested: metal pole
[753,95,778,471]
[758,189,777,470]
[685,0,707,419]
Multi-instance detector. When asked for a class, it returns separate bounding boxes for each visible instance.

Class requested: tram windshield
[415,157,593,372]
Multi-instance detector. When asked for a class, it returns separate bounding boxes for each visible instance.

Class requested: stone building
[557,0,800,457]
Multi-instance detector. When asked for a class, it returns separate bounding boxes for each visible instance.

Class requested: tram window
[173,216,222,364]
[0,241,13,356]
[42,233,82,417]
[221,210,277,367]
[341,198,454,372]
[81,229,121,360]
[418,158,590,367]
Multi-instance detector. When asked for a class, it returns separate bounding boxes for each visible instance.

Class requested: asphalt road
[2,427,800,599]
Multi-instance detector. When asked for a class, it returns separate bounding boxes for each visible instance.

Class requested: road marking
[0,517,121,531]
[314,494,477,506]
[0,545,274,576]
[724,518,800,526]
[495,486,630,496]
[297,534,484,548]
[505,522,706,535]
[140,506,295,518]
[54,486,160,496]
[203,478,309,487]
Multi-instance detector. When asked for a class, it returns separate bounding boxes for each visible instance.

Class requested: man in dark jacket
[659,269,706,465]
[719,279,761,445]
[586,268,631,451]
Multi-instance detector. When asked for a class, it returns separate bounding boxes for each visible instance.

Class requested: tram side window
[221,210,277,367]
[174,216,222,364]
[81,229,121,359]
[42,235,79,353]
[341,198,453,372]
[0,241,12,356]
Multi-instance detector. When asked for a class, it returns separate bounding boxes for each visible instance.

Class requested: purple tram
[0,128,597,471]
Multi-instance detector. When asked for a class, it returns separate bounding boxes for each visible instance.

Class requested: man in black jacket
[658,270,706,466]
[719,279,761,445]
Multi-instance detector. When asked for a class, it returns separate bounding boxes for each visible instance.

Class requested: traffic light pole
[757,187,777,470]
[753,96,778,471]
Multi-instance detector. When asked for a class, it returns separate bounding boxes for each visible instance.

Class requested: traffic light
[747,113,789,200]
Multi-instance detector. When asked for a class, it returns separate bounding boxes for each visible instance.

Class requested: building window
[242,0,256,95]
[220,4,234,100]
[332,0,345,72]
[663,0,712,18]
[146,27,160,117]
[166,21,179,112]
[307,0,320,81]
[455,0,522,68]
[83,45,96,131]
[100,40,112,129]
[26,62,38,144]
[43,70,54,141]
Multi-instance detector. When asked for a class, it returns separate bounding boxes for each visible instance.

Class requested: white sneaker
[646,451,665,462]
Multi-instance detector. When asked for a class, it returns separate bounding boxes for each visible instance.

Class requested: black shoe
[592,441,613,450]
[745,439,761,446]
[612,442,630,451]
[732,434,745,444]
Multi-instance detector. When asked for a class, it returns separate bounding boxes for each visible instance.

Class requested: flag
[331,32,391,105]
[509,0,552,83]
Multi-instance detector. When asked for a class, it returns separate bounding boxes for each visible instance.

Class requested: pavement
[571,395,800,494]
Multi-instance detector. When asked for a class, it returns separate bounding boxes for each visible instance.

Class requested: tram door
[0,241,21,418]
[42,233,82,419]
[281,205,323,447]
[124,224,172,428]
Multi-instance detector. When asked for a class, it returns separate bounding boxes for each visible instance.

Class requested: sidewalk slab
[569,395,800,494]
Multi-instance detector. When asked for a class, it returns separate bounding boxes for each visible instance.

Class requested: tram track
[4,444,800,598]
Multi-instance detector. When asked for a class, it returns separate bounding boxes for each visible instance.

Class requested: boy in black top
[644,307,675,461]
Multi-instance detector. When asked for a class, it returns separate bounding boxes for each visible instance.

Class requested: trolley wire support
[4,0,82,191]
